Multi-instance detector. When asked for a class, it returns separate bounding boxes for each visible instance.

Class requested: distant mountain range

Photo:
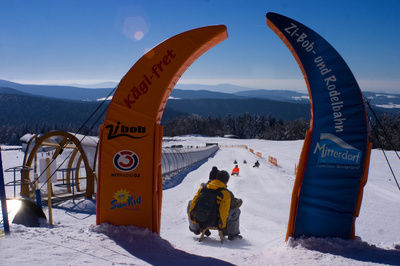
[0,86,29,96]
[169,87,310,103]
[1,79,399,110]
[0,79,111,101]
[0,79,399,122]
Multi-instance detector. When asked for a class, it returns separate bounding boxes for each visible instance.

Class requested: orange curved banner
[96,25,228,233]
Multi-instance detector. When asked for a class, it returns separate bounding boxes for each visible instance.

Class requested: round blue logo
[113,150,139,172]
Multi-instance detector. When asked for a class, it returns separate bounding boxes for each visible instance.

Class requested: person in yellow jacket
[187,170,242,240]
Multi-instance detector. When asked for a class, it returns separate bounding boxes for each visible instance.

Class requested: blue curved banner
[266,12,370,238]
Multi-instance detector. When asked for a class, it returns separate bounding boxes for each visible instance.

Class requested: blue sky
[0,0,399,92]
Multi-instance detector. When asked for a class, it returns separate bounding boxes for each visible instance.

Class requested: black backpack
[191,187,225,229]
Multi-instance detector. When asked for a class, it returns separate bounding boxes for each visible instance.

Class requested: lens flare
[134,31,144,40]
[122,16,148,41]
[6,199,22,221]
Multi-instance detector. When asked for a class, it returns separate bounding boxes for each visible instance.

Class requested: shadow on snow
[290,236,400,265]
[92,223,233,265]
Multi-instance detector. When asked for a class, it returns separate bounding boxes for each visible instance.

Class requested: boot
[228,234,243,241]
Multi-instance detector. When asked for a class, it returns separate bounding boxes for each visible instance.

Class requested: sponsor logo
[313,133,361,166]
[113,150,139,172]
[111,172,140,178]
[110,189,142,210]
[105,122,147,140]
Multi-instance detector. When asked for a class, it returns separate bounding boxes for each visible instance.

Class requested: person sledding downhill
[231,165,239,176]
[188,170,242,241]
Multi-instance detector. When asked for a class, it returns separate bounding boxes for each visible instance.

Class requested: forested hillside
[165,98,310,120]
[1,92,399,150]
[0,93,183,144]
[163,114,309,140]
[0,94,103,144]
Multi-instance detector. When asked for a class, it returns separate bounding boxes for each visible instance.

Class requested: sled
[199,226,224,243]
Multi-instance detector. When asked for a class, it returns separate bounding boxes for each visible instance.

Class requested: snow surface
[375,104,400,109]
[1,136,400,265]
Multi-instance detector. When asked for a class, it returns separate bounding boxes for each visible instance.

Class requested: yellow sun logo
[113,189,131,203]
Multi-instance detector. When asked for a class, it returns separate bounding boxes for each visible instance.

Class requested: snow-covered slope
[1,137,400,265]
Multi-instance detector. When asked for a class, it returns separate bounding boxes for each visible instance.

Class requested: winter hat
[209,166,219,180]
[217,170,230,184]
